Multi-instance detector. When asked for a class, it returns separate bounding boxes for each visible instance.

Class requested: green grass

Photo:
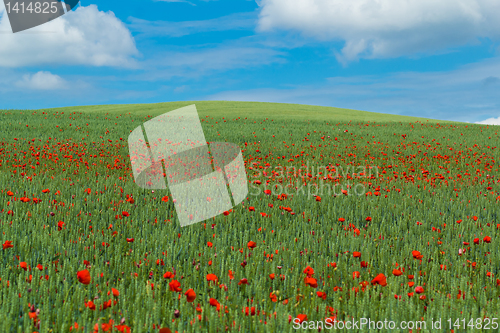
[0,101,497,333]
[32,101,458,124]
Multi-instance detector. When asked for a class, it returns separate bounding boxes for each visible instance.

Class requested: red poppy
[207,241,213,247]
[249,206,255,211]
[316,291,327,300]
[415,286,424,294]
[206,274,218,283]
[111,288,120,297]
[304,277,318,288]
[484,236,491,243]
[36,264,43,271]
[269,273,275,280]
[42,189,50,193]
[412,250,423,259]
[353,251,361,258]
[115,325,131,333]
[365,216,372,221]
[126,238,134,243]
[6,191,14,196]
[303,266,314,276]
[77,270,91,285]
[295,314,308,323]
[84,300,96,310]
[163,271,175,279]
[238,278,248,285]
[209,298,221,311]
[352,271,360,279]
[20,262,28,271]
[371,273,387,286]
[392,269,403,276]
[122,211,130,217]
[247,241,257,249]
[161,196,169,202]
[168,280,182,292]
[473,238,480,244]
[185,289,196,302]
[315,196,321,202]
[338,218,345,222]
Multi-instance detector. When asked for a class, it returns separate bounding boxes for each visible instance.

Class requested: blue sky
[1,0,500,124]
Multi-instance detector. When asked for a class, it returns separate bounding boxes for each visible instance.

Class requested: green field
[0,101,498,332]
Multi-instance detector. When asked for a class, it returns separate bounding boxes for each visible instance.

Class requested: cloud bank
[257,0,500,64]
[0,4,139,67]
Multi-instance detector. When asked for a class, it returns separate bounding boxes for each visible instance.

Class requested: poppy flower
[36,264,43,271]
[295,314,308,323]
[223,211,230,216]
[209,298,221,311]
[264,189,271,195]
[316,291,327,300]
[168,280,182,292]
[207,242,213,247]
[352,271,360,279]
[412,250,423,259]
[415,286,424,294]
[360,261,368,268]
[338,218,345,222]
[243,306,256,316]
[228,270,234,280]
[473,238,480,244]
[126,238,134,243]
[365,216,372,221]
[185,289,196,302]
[77,270,91,285]
[159,328,172,333]
[163,271,175,279]
[303,266,314,276]
[392,269,403,276]
[115,325,131,333]
[238,278,248,285]
[247,241,257,249]
[269,273,275,280]
[315,196,321,202]
[111,288,120,297]
[353,251,361,258]
[161,196,169,202]
[122,211,130,217]
[206,274,218,283]
[371,273,387,286]
[270,293,277,302]
[20,262,28,271]
[249,206,255,211]
[304,277,318,288]
[84,300,96,310]
[484,236,491,243]
[6,191,14,196]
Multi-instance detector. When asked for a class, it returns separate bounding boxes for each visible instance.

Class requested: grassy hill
[31,101,457,124]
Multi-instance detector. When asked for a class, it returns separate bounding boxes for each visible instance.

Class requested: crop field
[1,101,499,332]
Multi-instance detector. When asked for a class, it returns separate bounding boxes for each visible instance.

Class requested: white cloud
[256,0,500,63]
[128,12,256,37]
[0,4,139,67]
[475,117,500,125]
[16,71,66,90]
